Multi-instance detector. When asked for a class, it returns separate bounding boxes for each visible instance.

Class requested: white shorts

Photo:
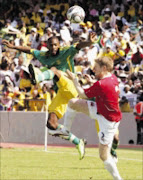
[87,101,120,147]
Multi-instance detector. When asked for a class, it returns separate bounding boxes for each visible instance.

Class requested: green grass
[0,147,142,180]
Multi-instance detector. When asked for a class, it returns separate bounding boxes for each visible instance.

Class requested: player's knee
[68,98,78,109]
[114,134,119,143]
[99,153,107,161]
[46,113,58,130]
[46,121,56,130]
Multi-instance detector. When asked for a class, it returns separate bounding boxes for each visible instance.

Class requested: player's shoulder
[111,74,119,82]
[39,51,48,56]
[31,49,48,56]
[60,44,77,51]
[60,46,70,51]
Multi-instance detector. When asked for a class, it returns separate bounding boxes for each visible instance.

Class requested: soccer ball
[66,5,85,23]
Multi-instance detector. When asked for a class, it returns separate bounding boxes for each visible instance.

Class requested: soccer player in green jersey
[2,33,96,159]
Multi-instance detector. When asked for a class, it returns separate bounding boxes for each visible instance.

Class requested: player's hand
[84,74,96,84]
[66,69,76,80]
[2,40,14,49]
[89,32,96,43]
[84,74,93,83]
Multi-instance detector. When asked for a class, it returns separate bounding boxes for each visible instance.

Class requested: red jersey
[134,102,143,120]
[84,74,122,122]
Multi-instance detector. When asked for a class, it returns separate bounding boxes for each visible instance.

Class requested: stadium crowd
[0,0,143,112]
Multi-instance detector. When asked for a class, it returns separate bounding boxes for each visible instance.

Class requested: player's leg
[111,130,119,162]
[28,64,54,85]
[50,97,91,160]
[47,67,79,132]
[50,97,91,136]
[64,99,122,178]
[47,110,86,160]
[97,116,122,180]
[141,121,143,144]
[136,120,142,144]
[95,118,119,163]
[46,70,86,159]
[99,143,122,180]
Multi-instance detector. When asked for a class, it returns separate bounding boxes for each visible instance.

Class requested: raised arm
[2,40,31,54]
[66,69,88,99]
[76,32,96,50]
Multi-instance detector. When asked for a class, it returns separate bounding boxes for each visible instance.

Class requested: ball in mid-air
[67,5,85,23]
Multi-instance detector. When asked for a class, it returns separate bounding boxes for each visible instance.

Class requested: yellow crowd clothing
[102,50,115,59]
[12,92,25,111]
[21,16,30,25]
[31,13,42,23]
[113,50,125,60]
[120,39,127,50]
[28,98,45,111]
[19,78,32,91]
[120,102,132,112]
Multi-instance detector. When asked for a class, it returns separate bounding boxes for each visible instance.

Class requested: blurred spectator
[0,58,12,83]
[42,27,53,41]
[27,89,44,111]
[122,84,137,109]
[19,65,32,92]
[118,72,128,97]
[102,44,115,59]
[60,22,72,46]
[26,28,40,49]
[131,45,143,70]
[133,93,143,144]
[113,45,126,66]
[119,96,131,112]
[117,33,127,50]
[116,59,130,74]
[37,36,48,51]
[0,91,12,111]
[12,87,25,111]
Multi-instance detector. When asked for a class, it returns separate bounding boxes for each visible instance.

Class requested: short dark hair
[48,36,60,44]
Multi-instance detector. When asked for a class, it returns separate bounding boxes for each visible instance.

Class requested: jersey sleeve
[84,81,100,98]
[30,49,41,59]
[30,49,47,64]
[70,45,79,55]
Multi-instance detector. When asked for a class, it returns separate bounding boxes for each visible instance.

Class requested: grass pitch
[0,146,142,180]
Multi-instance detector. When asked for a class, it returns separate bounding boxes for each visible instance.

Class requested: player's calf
[46,112,59,130]
[28,64,38,85]
[111,136,119,163]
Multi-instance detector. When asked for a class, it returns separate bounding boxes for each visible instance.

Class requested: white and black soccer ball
[66,5,85,23]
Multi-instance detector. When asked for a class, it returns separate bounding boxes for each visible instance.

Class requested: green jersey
[30,45,78,73]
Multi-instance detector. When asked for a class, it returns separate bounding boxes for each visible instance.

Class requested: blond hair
[95,56,114,72]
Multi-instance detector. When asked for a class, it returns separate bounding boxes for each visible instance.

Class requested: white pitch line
[8,148,142,162]
[46,150,143,162]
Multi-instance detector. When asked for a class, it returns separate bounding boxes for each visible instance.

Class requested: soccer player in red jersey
[56,56,123,179]
[134,94,143,144]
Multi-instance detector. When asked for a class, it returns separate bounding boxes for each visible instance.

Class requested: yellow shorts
[48,74,78,119]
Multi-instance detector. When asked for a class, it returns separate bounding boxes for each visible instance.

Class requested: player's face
[93,63,105,79]
[48,38,60,55]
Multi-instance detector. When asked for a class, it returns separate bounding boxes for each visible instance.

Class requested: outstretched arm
[76,32,96,50]
[66,69,88,99]
[2,40,31,54]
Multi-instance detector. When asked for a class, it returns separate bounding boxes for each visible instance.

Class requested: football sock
[38,70,54,82]
[57,124,80,145]
[104,156,122,180]
[111,138,119,156]
[63,106,77,131]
